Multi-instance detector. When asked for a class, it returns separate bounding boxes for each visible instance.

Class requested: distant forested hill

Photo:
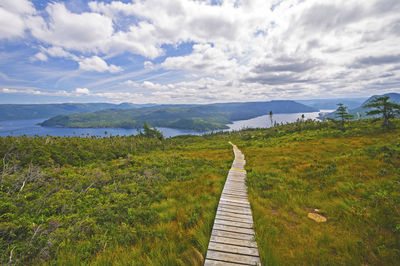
[41,101,318,131]
[297,97,367,110]
[322,92,400,119]
[0,103,155,121]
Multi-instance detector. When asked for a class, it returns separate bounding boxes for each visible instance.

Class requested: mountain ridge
[40,100,318,131]
[321,92,400,119]
[0,103,156,121]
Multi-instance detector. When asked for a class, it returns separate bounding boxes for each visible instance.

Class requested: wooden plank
[218,204,251,211]
[218,204,251,212]
[231,165,245,170]
[215,215,253,224]
[226,176,246,180]
[218,206,252,215]
[225,180,245,184]
[222,192,247,197]
[222,189,247,194]
[206,251,260,265]
[221,193,248,199]
[221,191,248,202]
[223,185,247,190]
[221,191,247,195]
[204,259,245,266]
[220,194,248,200]
[226,182,245,185]
[208,242,259,257]
[217,205,251,215]
[216,215,253,224]
[221,192,248,197]
[216,210,253,220]
[226,180,246,184]
[206,143,260,265]
[219,200,250,207]
[222,188,247,193]
[210,235,258,248]
[223,188,247,192]
[212,229,255,241]
[214,219,253,229]
[218,204,252,213]
[210,236,258,248]
[228,171,246,176]
[212,224,255,235]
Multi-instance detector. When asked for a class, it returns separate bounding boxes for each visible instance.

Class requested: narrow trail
[204,142,261,265]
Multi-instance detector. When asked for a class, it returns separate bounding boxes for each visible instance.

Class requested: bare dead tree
[7,246,16,266]
[1,153,8,185]
[28,224,42,248]
[19,163,44,193]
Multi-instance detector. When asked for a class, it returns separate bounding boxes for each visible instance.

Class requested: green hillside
[40,101,318,131]
[0,103,153,121]
[297,97,367,110]
[1,118,399,265]
[323,92,400,119]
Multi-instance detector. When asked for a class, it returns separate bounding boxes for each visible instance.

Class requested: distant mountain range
[297,97,367,110]
[321,93,400,119]
[40,101,318,131]
[4,93,396,131]
[0,103,155,121]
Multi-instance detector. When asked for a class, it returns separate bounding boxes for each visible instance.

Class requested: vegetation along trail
[205,142,261,265]
[1,118,399,265]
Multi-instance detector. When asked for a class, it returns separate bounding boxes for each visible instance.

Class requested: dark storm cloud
[372,0,400,14]
[390,20,400,36]
[353,55,400,68]
[300,4,364,32]
[252,60,319,74]
[379,73,395,78]
[242,74,312,85]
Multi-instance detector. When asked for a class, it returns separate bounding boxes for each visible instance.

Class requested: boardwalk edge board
[205,142,261,266]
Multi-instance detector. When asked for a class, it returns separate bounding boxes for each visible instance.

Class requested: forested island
[40,101,317,131]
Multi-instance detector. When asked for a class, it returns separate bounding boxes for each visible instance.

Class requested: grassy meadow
[238,119,400,265]
[1,118,399,265]
[0,134,232,265]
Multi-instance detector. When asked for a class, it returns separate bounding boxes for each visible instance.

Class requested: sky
[0,0,399,104]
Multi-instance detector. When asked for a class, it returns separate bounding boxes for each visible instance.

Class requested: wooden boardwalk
[204,142,261,265]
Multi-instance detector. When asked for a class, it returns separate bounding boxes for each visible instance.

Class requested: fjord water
[227,111,330,131]
[0,111,330,138]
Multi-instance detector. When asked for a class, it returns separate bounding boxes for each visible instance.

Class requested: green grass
[0,135,232,265]
[1,118,399,265]
[237,119,400,265]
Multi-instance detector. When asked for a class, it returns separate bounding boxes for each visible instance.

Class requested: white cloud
[162,43,240,77]
[0,87,71,96]
[78,56,123,73]
[29,3,114,53]
[0,0,35,39]
[75,87,90,95]
[44,46,78,60]
[0,0,35,15]
[144,61,154,69]
[122,80,136,86]
[2,0,400,102]
[1,88,18,93]
[31,52,48,62]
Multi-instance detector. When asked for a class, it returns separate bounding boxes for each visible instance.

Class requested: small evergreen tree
[362,96,400,129]
[335,103,354,131]
[269,110,273,127]
[142,122,164,140]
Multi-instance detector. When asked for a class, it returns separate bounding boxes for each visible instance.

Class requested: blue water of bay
[0,111,332,138]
